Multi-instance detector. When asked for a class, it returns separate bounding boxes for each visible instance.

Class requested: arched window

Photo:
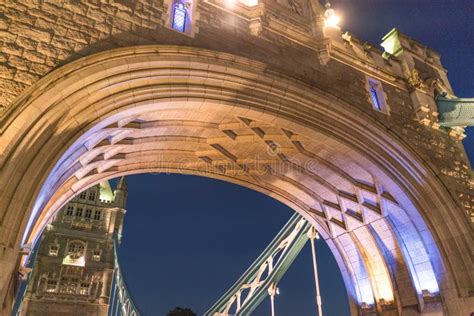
[167,0,195,35]
[67,242,85,259]
[172,1,187,32]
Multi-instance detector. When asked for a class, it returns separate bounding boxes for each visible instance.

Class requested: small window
[92,249,101,262]
[75,207,83,217]
[93,210,102,220]
[66,205,74,216]
[369,80,382,110]
[85,209,92,219]
[79,191,87,199]
[79,283,90,295]
[46,279,57,293]
[88,191,96,201]
[367,77,389,114]
[165,0,196,36]
[49,244,59,256]
[68,242,85,259]
[172,2,187,32]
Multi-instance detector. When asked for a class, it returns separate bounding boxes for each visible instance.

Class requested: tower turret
[113,177,128,209]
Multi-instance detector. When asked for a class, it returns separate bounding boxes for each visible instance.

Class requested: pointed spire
[117,176,127,191]
[113,176,128,208]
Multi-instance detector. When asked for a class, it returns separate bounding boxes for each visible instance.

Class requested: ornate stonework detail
[249,18,264,36]
[406,68,424,90]
[316,43,331,65]
[287,0,303,15]
[458,191,474,222]
[19,182,127,315]
[341,32,352,46]
[430,77,453,98]
[414,103,440,130]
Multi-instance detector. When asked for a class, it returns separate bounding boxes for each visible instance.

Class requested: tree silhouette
[166,307,197,316]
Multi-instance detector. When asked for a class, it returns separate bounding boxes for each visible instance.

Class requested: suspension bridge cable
[308,228,323,316]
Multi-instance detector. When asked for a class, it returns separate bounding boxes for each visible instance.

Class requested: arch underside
[2,46,466,315]
[36,103,441,313]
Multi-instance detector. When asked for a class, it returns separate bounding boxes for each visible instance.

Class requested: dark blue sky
[118,1,473,315]
[119,175,347,315]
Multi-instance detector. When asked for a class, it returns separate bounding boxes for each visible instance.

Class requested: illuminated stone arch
[0,46,472,315]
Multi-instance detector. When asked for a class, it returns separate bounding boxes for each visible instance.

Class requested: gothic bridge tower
[18,178,127,315]
[0,0,472,315]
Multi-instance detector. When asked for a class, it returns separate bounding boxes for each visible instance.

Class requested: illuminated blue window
[367,78,388,113]
[172,2,187,32]
[369,80,381,110]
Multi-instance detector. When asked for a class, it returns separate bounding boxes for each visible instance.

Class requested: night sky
[117,1,474,315]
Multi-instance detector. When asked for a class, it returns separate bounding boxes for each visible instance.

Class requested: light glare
[239,0,258,6]
[324,3,341,28]
[325,14,340,28]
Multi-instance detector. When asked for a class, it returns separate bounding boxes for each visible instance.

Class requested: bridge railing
[205,213,313,316]
[11,240,41,316]
[436,95,474,127]
[108,232,141,316]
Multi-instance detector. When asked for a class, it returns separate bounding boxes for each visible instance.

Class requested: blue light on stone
[369,80,381,111]
[172,2,186,32]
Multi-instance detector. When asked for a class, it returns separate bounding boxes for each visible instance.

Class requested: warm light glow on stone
[325,14,340,28]
[239,0,258,6]
[354,227,394,303]
[224,0,236,7]
[62,255,85,267]
[99,181,114,203]
[324,7,340,28]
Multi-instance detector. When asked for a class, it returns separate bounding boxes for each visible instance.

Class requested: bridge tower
[17,179,127,315]
[0,0,473,315]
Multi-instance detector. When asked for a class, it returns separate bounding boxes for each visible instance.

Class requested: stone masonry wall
[0,0,166,111]
[0,0,472,220]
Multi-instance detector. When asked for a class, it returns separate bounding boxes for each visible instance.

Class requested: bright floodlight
[239,0,258,6]
[324,3,340,28]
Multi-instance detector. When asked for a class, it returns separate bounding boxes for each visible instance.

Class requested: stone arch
[0,46,472,315]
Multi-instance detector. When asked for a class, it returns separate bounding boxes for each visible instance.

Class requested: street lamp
[324,1,340,28]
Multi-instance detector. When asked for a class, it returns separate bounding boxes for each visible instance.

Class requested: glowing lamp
[225,0,236,7]
[324,2,340,28]
[239,0,258,6]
